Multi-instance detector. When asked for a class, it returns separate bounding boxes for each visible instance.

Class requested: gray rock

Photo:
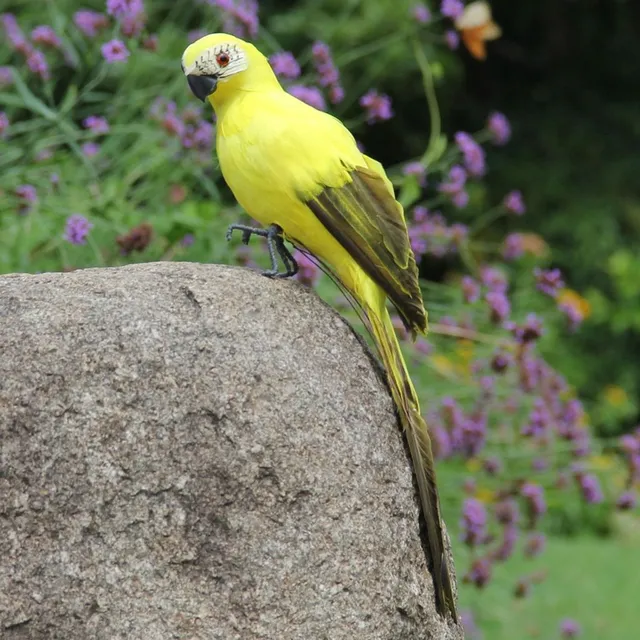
[0,262,463,640]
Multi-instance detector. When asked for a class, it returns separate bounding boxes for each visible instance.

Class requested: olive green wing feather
[303,159,427,334]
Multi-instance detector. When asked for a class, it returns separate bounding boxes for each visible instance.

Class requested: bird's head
[181,33,278,108]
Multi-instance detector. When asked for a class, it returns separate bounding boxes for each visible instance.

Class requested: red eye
[216,52,230,67]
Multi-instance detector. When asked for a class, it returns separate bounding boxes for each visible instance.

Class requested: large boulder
[0,262,462,639]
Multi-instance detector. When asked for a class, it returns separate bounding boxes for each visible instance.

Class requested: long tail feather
[367,302,457,622]
[292,242,456,621]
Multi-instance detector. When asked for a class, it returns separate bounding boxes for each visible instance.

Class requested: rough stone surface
[0,262,463,640]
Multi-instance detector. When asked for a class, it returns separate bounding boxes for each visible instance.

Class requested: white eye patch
[183,43,248,78]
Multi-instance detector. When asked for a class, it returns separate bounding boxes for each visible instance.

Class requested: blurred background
[1,1,639,638]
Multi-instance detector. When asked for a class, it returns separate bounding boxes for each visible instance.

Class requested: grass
[452,522,640,639]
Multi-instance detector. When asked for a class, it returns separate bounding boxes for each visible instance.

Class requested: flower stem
[413,39,442,167]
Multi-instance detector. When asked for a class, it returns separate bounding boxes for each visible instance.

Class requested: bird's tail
[365,297,457,622]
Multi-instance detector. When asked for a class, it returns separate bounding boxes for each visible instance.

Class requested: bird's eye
[216,52,230,67]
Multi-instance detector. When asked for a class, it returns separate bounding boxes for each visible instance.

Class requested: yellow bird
[182,33,457,622]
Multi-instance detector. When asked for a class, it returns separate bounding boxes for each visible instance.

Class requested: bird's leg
[226,223,299,278]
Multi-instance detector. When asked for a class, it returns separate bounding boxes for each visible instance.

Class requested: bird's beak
[187,74,218,102]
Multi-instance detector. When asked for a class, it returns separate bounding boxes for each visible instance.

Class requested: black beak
[187,74,218,102]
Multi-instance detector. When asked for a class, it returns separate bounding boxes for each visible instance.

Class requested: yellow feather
[183,33,457,622]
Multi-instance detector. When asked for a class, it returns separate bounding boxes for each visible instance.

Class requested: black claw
[226,223,299,279]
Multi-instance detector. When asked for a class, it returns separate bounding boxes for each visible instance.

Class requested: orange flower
[557,289,591,320]
[454,1,502,61]
[519,232,548,257]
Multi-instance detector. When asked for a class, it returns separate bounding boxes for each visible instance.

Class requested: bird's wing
[302,155,427,334]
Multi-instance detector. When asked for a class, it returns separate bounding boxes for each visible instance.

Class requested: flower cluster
[360,90,393,124]
[1,13,54,80]
[312,42,344,104]
[408,207,468,259]
[269,51,300,80]
[64,215,93,245]
[209,0,259,39]
[618,427,640,509]
[149,98,213,158]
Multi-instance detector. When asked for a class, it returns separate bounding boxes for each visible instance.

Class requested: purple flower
[83,115,109,134]
[488,111,511,145]
[329,85,345,103]
[511,313,544,344]
[491,350,512,373]
[181,119,213,151]
[121,13,145,38]
[312,42,343,103]
[503,189,526,215]
[287,85,326,111]
[360,90,393,123]
[524,532,546,558]
[521,482,546,522]
[559,300,585,331]
[1,13,29,52]
[211,0,259,39]
[449,223,468,248]
[415,338,433,356]
[101,39,130,63]
[81,141,100,157]
[441,397,464,437]
[493,525,518,562]
[461,276,480,303]
[0,111,8,137]
[162,112,186,138]
[616,490,636,511]
[73,10,109,37]
[412,206,429,223]
[181,233,195,247]
[106,0,144,18]
[15,184,38,212]
[460,413,487,456]
[445,29,460,50]
[455,132,486,177]
[480,265,508,293]
[522,398,550,438]
[486,291,510,324]
[578,473,603,504]
[64,214,93,245]
[483,456,502,475]
[403,161,427,185]
[452,189,469,209]
[440,0,464,19]
[532,457,548,471]
[620,434,640,455]
[0,66,13,87]
[269,51,300,79]
[27,50,50,80]
[559,619,582,638]
[461,498,488,547]
[503,233,525,260]
[460,610,482,640]
[31,25,61,48]
[495,499,519,525]
[534,267,564,298]
[412,3,431,23]
[465,557,492,588]
[294,250,320,287]
[439,165,467,195]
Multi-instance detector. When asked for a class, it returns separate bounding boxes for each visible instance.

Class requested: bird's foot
[226,223,299,278]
